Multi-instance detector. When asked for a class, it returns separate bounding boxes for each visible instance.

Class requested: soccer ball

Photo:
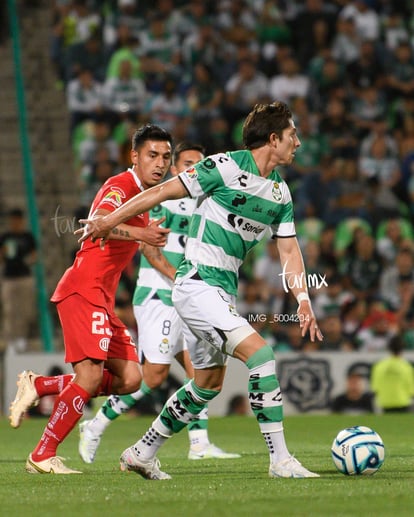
[331,425,385,475]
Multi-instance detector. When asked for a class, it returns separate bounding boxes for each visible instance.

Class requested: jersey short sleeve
[178,153,228,198]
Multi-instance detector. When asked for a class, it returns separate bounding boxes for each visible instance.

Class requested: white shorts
[172,277,252,369]
[134,298,194,365]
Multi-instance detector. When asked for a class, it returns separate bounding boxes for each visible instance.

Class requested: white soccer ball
[331,425,385,475]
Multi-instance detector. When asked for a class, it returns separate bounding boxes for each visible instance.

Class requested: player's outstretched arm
[77,177,187,243]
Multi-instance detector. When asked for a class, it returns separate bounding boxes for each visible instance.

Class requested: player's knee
[119,371,142,394]
[143,364,169,389]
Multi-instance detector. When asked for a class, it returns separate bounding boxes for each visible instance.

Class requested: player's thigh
[173,280,250,367]
[56,294,112,363]
[133,300,182,364]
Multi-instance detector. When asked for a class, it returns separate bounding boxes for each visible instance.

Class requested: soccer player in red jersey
[9,124,172,474]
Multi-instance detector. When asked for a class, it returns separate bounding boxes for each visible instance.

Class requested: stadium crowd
[52,0,414,353]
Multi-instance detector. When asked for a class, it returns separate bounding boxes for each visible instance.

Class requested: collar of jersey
[128,167,144,191]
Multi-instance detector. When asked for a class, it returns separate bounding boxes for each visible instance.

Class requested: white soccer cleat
[79,420,101,464]
[119,446,171,480]
[269,456,320,478]
[26,454,82,474]
[9,370,40,428]
[188,443,241,460]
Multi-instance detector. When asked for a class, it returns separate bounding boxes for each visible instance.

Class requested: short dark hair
[131,124,173,151]
[388,334,405,355]
[173,141,205,165]
[242,102,293,150]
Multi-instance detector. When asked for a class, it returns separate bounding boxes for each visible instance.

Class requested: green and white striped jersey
[133,197,197,306]
[176,150,295,295]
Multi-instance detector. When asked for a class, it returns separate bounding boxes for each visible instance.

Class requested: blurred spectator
[350,85,387,140]
[255,0,292,67]
[105,26,143,80]
[51,0,101,82]
[65,32,108,83]
[224,57,269,138]
[294,158,340,222]
[382,9,410,54]
[358,119,401,191]
[376,217,414,265]
[385,41,414,102]
[79,158,118,210]
[318,313,355,351]
[331,16,361,66]
[371,334,414,412]
[285,111,329,186]
[77,118,119,170]
[269,57,311,105]
[319,97,358,159]
[137,12,181,91]
[313,273,352,320]
[143,75,191,141]
[379,246,414,316]
[181,18,223,74]
[186,62,225,144]
[0,208,37,353]
[331,371,374,414]
[340,297,366,342]
[181,0,213,41]
[66,68,103,134]
[107,0,146,43]
[310,55,348,109]
[338,0,380,42]
[356,308,398,352]
[291,0,337,67]
[347,39,385,92]
[324,158,371,224]
[101,58,147,128]
[340,232,383,302]
[215,0,256,45]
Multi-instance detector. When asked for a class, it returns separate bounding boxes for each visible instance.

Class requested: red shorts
[55,293,138,364]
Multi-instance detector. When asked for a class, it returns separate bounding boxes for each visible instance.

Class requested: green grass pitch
[0,413,413,516]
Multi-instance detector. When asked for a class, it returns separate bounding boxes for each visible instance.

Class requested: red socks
[31,383,90,461]
[33,370,114,397]
[34,374,75,396]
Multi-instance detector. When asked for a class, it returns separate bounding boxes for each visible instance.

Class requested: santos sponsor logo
[228,214,265,236]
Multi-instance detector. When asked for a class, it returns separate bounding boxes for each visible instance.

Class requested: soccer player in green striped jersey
[79,102,324,480]
[79,142,239,463]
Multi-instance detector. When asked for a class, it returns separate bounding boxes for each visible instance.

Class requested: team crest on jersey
[228,304,240,317]
[103,187,125,208]
[99,337,110,352]
[272,182,282,202]
[159,338,170,354]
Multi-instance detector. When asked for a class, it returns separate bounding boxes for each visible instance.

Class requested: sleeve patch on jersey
[183,166,198,180]
[102,187,126,208]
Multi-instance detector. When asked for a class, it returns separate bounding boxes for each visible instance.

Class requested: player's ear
[270,132,279,147]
